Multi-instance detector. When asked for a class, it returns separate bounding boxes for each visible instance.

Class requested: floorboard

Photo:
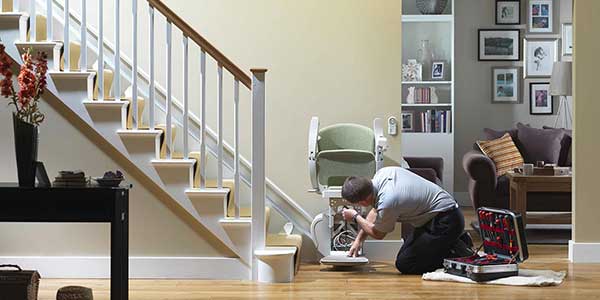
[37,245,600,300]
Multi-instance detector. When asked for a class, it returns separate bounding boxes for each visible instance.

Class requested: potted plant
[0,45,48,187]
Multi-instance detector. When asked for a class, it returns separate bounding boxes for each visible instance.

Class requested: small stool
[56,286,93,300]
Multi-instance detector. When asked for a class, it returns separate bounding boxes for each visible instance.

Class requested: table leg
[111,190,129,300]
[510,182,528,227]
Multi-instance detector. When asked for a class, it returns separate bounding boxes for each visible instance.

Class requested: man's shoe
[448,236,475,258]
[459,231,474,249]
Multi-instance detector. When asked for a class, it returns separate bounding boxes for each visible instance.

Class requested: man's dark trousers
[395,208,464,274]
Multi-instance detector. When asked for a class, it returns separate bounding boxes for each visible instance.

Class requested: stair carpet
[9,8,303,274]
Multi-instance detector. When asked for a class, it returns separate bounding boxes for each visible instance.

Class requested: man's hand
[342,208,358,221]
[348,239,362,257]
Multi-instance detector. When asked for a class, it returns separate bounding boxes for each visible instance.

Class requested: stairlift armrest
[373,118,388,170]
[308,117,320,190]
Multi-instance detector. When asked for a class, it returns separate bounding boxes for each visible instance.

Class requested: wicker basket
[0,264,40,300]
[416,0,448,14]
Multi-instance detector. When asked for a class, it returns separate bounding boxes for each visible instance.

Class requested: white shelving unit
[401,0,455,193]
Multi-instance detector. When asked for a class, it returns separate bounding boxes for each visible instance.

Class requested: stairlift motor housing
[307,117,388,266]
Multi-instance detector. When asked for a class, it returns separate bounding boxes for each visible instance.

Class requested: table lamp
[550,61,573,129]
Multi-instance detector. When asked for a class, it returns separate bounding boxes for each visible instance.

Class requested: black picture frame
[496,0,521,25]
[529,82,553,115]
[478,29,521,61]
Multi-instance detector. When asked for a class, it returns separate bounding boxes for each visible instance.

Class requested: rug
[422,268,566,286]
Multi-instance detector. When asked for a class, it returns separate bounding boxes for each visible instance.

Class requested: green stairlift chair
[308,117,388,262]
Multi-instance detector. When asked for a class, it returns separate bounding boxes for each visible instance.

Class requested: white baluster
[250,68,267,281]
[29,0,35,41]
[182,35,189,159]
[165,21,172,159]
[234,79,240,219]
[13,0,19,12]
[217,64,223,189]
[199,50,207,188]
[148,4,155,130]
[97,0,103,100]
[46,0,52,41]
[63,0,69,70]
[113,0,120,100]
[79,0,86,70]
[131,0,137,128]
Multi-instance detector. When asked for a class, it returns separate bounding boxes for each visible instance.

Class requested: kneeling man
[341,166,472,274]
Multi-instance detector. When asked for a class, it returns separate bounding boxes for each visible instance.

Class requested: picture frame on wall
[496,0,521,25]
[432,62,444,80]
[529,82,553,115]
[528,0,553,33]
[524,38,558,78]
[492,67,522,103]
[478,29,521,61]
[562,23,573,56]
[401,111,414,132]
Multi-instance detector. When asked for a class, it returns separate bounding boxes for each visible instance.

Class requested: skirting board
[0,256,251,279]
[363,240,404,261]
[453,192,471,207]
[569,240,600,263]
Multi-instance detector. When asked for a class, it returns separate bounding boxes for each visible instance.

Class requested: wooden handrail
[147,0,252,89]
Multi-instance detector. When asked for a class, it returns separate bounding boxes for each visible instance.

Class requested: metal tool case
[443,207,529,282]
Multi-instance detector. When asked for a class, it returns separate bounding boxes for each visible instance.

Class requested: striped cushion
[477,133,524,176]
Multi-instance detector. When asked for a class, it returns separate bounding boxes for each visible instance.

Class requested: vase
[417,40,435,81]
[416,0,448,15]
[13,114,39,187]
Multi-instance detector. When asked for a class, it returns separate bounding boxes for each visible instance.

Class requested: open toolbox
[443,207,529,282]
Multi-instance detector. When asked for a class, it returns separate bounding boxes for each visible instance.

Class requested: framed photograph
[562,23,573,56]
[529,82,553,115]
[496,0,521,25]
[492,67,521,103]
[478,29,521,61]
[528,0,553,33]
[401,111,414,132]
[524,38,558,77]
[431,62,444,80]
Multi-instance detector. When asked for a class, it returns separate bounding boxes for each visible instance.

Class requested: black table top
[0,182,132,190]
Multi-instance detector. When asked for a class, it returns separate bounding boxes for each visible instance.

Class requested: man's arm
[342,208,387,240]
[355,208,379,242]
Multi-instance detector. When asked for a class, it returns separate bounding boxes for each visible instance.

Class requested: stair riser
[14,43,62,71]
[152,165,194,191]
[0,14,28,58]
[84,103,128,130]
[220,223,251,263]
[118,134,161,161]
[49,73,95,104]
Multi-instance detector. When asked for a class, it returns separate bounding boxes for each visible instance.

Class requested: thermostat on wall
[387,117,398,136]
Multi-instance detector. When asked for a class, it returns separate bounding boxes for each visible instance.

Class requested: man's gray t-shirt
[372,167,457,232]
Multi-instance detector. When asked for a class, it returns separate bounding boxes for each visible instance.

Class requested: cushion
[483,123,529,153]
[517,123,563,164]
[542,126,572,166]
[477,133,525,177]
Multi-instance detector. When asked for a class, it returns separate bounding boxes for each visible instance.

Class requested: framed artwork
[496,0,521,25]
[401,111,414,132]
[432,62,444,80]
[562,23,573,56]
[478,29,521,61]
[529,82,553,115]
[528,0,553,33]
[524,38,558,78]
[402,59,422,82]
[492,67,521,103]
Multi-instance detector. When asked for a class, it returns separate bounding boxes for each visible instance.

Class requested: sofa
[462,123,572,212]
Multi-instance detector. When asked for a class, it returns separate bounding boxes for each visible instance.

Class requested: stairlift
[308,117,388,266]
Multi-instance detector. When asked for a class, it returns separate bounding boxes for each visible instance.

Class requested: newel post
[250,68,267,280]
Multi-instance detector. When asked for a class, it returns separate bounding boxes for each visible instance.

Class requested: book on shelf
[414,109,452,133]
[407,87,438,104]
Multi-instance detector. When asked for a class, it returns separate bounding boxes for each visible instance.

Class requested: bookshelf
[401,0,455,193]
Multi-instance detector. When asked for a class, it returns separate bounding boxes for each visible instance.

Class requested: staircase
[0,0,308,282]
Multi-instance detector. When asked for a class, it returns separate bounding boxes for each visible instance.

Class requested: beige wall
[572,0,600,242]
[0,0,403,257]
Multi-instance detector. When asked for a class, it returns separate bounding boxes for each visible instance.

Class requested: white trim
[0,256,250,279]
[569,240,600,263]
[363,240,404,262]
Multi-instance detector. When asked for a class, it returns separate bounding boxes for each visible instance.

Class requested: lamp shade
[550,61,573,96]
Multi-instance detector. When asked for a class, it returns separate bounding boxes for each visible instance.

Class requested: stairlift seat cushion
[316,150,376,187]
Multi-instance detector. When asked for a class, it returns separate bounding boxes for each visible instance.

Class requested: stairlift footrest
[320,252,369,266]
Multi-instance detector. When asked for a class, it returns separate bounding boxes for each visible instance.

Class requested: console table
[0,183,129,300]
[506,173,572,227]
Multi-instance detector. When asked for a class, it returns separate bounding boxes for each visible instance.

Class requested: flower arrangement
[0,44,48,126]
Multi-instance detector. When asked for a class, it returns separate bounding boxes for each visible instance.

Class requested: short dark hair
[341,176,374,204]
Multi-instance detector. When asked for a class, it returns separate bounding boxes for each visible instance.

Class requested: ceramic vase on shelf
[13,114,39,187]
[416,0,448,15]
[417,40,435,81]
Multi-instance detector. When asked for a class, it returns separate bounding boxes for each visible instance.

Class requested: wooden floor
[38,245,600,300]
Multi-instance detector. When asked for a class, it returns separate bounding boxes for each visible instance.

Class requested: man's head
[342,176,375,206]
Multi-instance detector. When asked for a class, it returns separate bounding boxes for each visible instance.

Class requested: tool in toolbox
[443,207,529,282]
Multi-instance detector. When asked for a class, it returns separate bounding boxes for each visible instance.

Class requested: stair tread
[254,247,296,256]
